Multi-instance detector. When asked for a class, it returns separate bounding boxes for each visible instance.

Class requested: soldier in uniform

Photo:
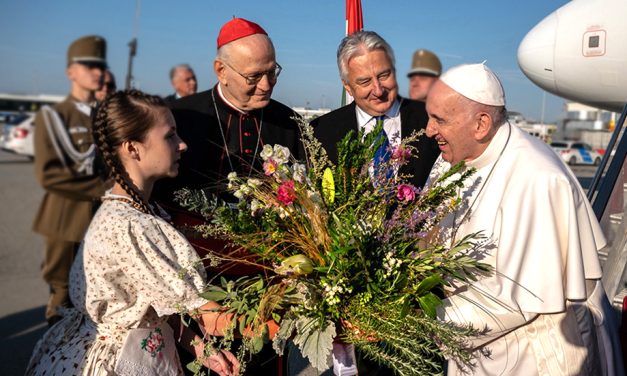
[407,49,442,102]
[32,35,109,326]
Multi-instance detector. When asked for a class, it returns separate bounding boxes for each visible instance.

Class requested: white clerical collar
[466,121,511,170]
[216,84,247,114]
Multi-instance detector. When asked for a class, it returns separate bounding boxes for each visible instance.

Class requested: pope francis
[425,63,624,376]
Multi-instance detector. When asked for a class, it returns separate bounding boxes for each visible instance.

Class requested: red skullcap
[217,18,268,49]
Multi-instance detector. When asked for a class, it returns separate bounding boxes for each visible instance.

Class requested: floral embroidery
[141,328,165,358]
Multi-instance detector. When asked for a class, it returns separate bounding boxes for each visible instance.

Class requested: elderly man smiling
[154,17,302,207]
[425,63,623,376]
[312,30,439,189]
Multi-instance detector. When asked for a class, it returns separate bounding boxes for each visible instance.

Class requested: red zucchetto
[217,17,268,49]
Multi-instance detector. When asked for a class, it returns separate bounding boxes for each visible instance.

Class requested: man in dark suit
[304,31,440,376]
[312,31,439,189]
[163,64,197,106]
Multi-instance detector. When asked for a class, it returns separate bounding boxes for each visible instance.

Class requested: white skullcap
[440,62,505,106]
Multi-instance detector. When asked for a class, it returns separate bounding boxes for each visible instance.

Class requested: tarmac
[0,149,47,376]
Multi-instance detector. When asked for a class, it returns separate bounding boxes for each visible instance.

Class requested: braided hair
[92,89,169,214]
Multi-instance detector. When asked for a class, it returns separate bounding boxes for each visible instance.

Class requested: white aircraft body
[518,0,627,112]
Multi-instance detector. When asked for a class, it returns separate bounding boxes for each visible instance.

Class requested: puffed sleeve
[120,215,208,317]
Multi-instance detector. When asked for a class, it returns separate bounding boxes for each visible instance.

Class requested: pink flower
[396,184,416,202]
[391,145,412,162]
[264,159,278,176]
[277,180,296,205]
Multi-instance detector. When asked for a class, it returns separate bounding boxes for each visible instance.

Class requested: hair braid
[93,90,169,215]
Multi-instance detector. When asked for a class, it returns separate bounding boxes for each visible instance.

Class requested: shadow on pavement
[0,305,47,376]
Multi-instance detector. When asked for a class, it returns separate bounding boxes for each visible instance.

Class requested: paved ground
[0,150,47,375]
[0,148,600,375]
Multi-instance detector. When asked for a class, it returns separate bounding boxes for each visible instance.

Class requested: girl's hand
[201,349,240,376]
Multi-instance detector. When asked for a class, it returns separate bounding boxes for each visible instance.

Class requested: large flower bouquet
[175,121,490,375]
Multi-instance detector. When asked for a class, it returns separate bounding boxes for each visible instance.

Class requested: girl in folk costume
[26,90,239,376]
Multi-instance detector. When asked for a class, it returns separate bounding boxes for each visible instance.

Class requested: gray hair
[457,94,507,127]
[337,31,396,81]
[169,64,194,80]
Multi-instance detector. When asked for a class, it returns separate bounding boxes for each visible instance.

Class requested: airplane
[519,0,627,352]
[517,0,627,113]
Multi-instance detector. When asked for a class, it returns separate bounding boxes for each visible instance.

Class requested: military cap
[407,49,441,77]
[67,35,107,66]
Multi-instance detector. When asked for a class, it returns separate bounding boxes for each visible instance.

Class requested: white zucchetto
[440,63,506,106]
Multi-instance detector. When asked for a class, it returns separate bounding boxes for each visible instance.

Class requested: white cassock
[427,122,624,376]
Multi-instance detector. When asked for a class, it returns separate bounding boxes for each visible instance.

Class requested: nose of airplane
[518,12,558,93]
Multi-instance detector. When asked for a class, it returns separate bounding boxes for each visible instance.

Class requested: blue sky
[0,0,569,122]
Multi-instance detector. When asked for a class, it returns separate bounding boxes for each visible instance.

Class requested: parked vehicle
[0,113,35,158]
[550,140,602,166]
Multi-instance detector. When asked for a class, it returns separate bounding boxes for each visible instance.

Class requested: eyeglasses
[222,61,282,85]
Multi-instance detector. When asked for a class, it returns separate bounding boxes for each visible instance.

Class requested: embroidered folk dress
[26,193,208,375]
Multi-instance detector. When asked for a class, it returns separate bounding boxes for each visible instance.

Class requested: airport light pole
[125,38,137,90]
[125,0,141,89]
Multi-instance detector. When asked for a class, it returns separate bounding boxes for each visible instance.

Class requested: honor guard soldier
[407,49,442,102]
[32,35,108,326]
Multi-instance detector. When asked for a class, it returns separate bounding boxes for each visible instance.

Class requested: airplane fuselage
[518,0,627,112]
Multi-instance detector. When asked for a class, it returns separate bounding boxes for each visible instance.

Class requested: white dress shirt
[355,99,402,146]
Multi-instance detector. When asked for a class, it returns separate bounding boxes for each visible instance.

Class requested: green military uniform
[33,97,106,321]
[32,36,107,322]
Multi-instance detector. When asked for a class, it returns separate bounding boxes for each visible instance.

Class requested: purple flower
[391,145,412,162]
[396,184,416,202]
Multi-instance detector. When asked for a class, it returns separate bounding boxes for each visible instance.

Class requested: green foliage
[293,317,336,372]
[342,300,481,376]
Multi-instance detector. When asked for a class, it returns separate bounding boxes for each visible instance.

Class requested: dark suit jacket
[311,98,439,188]
[163,93,178,107]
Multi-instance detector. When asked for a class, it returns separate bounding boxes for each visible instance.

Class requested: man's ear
[214,59,227,85]
[474,112,494,141]
[66,64,75,81]
[341,79,354,98]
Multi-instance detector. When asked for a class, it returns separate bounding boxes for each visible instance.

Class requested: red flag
[342,0,363,105]
[345,0,363,35]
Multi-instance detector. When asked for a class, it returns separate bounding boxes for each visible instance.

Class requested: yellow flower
[321,168,335,205]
